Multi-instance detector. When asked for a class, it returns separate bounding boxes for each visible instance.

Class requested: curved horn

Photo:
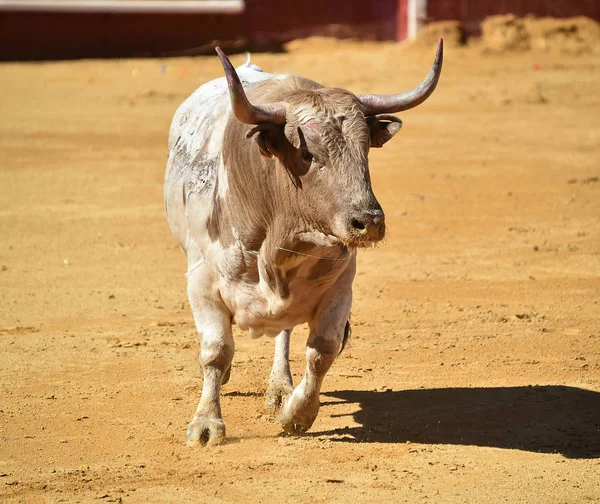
[357,38,444,116]
[215,47,287,125]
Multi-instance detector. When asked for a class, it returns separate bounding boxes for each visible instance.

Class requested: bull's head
[216,41,443,248]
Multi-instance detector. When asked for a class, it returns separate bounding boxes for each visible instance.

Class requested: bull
[164,40,443,446]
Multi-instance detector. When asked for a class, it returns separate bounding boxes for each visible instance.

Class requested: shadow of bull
[316,386,600,459]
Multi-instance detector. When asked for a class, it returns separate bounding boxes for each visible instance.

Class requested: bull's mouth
[343,223,386,249]
[343,233,385,249]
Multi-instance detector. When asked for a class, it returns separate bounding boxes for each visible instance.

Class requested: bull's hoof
[185,416,226,447]
[278,395,319,434]
[264,383,293,412]
[279,418,312,434]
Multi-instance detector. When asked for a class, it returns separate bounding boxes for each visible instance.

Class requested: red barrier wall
[0,0,598,60]
[0,0,399,60]
[0,12,246,60]
[245,0,398,44]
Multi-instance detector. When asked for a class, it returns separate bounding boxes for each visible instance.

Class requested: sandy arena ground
[1,39,599,503]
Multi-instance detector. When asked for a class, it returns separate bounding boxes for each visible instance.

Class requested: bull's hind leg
[278,287,352,434]
[265,329,294,411]
[185,264,234,447]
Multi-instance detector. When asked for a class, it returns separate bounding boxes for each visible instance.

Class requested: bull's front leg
[185,263,234,447]
[265,329,294,411]
[278,285,352,434]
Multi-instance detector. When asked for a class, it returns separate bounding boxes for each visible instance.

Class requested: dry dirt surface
[1,38,600,503]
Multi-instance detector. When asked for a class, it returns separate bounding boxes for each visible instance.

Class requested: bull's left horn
[215,47,287,125]
[357,38,443,116]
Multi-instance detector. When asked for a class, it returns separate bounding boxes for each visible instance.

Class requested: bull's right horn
[216,47,287,125]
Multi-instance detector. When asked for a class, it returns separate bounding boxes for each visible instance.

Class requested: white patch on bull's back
[165,65,278,250]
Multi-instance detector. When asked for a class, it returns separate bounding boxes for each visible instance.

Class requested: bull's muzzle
[349,208,386,244]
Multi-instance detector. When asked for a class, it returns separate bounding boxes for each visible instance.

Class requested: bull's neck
[220,128,300,252]
[221,165,351,261]
[220,121,351,263]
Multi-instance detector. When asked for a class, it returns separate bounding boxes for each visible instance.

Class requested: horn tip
[215,46,232,73]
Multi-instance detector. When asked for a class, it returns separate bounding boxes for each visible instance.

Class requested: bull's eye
[301,150,313,163]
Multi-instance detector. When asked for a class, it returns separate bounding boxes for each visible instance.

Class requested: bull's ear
[367,114,403,148]
[246,124,283,158]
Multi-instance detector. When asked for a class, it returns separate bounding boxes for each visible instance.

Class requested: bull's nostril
[351,219,366,232]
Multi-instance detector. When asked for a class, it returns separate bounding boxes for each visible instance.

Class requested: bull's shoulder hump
[169,67,286,143]
[184,67,284,110]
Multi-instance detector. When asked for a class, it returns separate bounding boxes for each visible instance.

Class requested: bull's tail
[339,319,351,355]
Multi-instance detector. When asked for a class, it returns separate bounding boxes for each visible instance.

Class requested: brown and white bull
[164,40,443,446]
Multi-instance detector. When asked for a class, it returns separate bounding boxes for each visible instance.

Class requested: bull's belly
[235,310,307,338]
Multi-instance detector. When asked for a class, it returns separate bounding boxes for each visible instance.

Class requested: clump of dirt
[480,15,600,53]
[526,16,600,53]
[480,14,531,51]
[410,20,466,49]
